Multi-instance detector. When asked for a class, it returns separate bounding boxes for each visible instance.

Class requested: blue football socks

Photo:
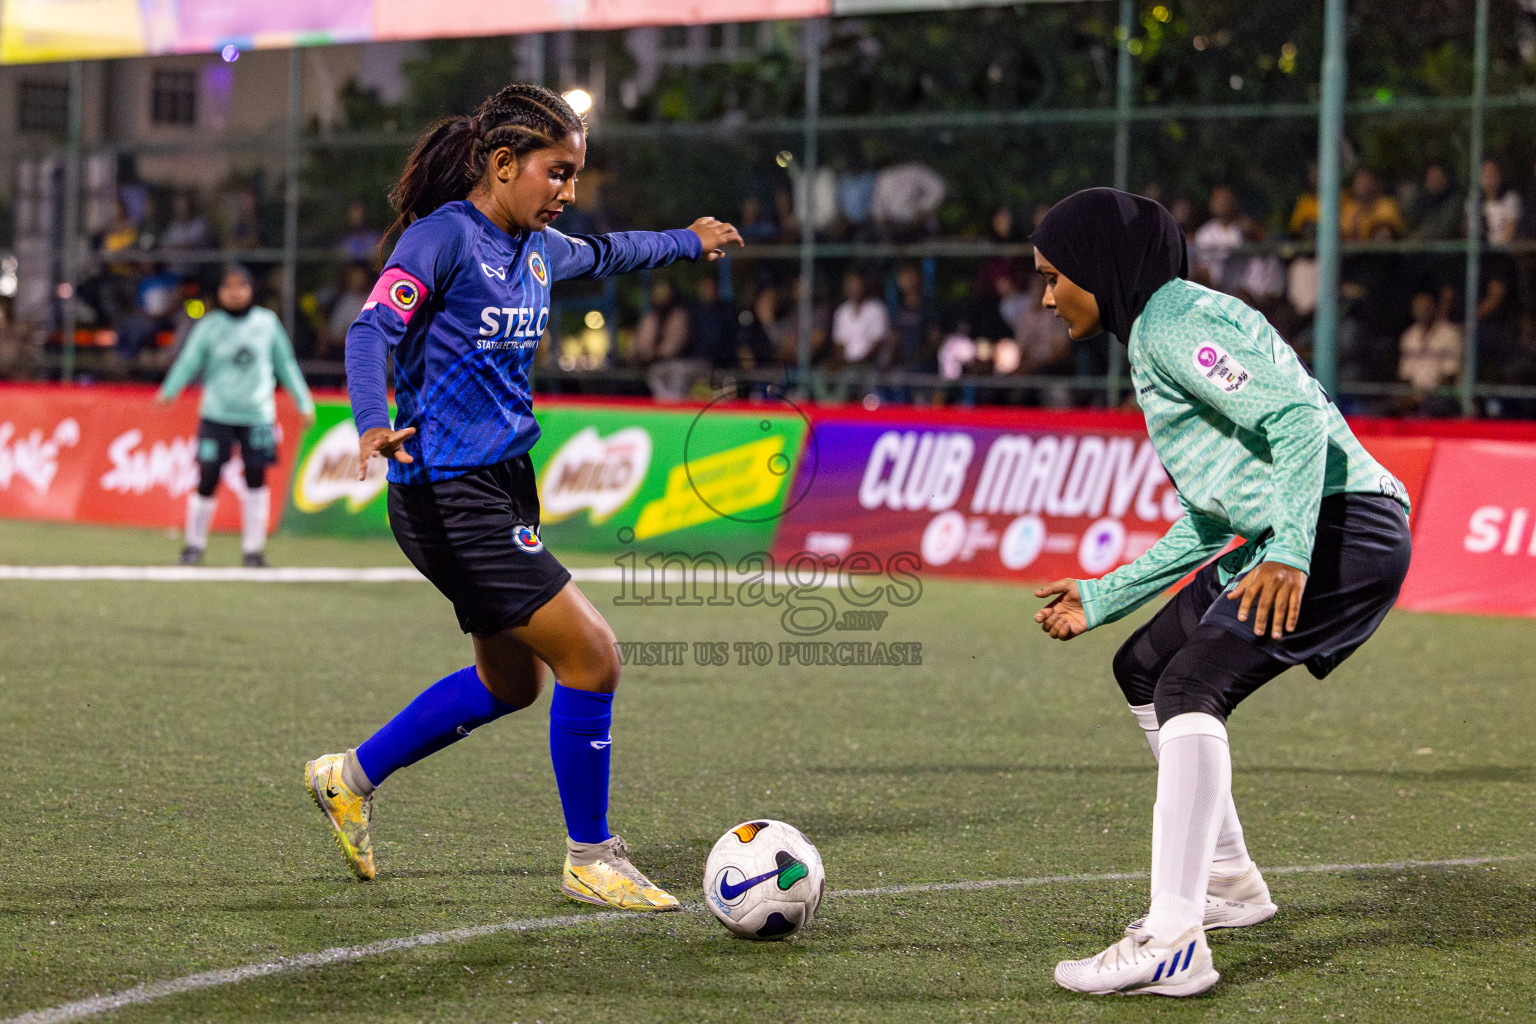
[548,683,614,844]
[355,665,516,788]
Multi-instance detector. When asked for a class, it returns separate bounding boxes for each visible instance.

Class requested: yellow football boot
[561,836,680,912]
[305,753,376,881]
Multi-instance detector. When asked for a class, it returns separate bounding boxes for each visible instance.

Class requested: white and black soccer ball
[703,820,824,940]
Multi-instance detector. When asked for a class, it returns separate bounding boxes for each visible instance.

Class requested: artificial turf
[0,519,1532,1022]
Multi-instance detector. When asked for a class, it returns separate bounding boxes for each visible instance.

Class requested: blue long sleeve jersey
[345,200,702,484]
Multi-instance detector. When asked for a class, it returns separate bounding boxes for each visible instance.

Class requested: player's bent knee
[196,462,222,498]
[1111,633,1158,707]
[1152,671,1229,724]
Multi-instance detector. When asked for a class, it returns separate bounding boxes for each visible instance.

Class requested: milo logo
[540,426,652,523]
[293,419,388,513]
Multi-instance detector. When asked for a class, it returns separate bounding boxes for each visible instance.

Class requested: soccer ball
[703,820,825,940]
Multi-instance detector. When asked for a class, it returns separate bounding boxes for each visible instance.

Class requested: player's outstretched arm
[1034,579,1088,641]
[687,217,744,262]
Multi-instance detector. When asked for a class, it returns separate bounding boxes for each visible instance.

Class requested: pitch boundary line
[0,566,834,586]
[4,855,1520,1024]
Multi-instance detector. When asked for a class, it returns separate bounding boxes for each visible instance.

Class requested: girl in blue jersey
[305,84,742,910]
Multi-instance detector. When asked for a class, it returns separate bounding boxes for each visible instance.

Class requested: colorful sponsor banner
[2,0,827,64]
[530,402,808,555]
[280,399,391,536]
[0,386,299,531]
[773,416,1183,582]
[278,399,810,554]
[1398,440,1536,617]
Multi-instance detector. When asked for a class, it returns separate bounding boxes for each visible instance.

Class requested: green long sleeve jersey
[158,307,314,427]
[1077,279,1408,631]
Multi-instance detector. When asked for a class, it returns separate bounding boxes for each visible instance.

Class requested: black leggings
[195,420,273,497]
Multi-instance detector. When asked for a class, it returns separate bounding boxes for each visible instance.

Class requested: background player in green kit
[158,265,315,567]
[1029,189,1412,997]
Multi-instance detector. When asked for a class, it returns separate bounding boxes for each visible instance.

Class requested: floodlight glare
[562,89,593,115]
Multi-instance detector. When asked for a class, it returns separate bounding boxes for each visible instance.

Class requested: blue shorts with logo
[389,454,572,636]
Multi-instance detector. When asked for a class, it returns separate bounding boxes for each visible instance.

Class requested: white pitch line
[0,565,859,588]
[3,855,1520,1024]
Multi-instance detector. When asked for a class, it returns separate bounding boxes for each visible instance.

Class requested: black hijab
[1030,187,1187,343]
[219,263,256,318]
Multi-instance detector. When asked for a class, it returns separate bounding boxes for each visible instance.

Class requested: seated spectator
[1191,185,1250,289]
[869,162,945,241]
[937,320,976,381]
[837,162,877,240]
[630,279,697,401]
[321,263,373,359]
[1397,290,1462,415]
[1480,159,1523,245]
[831,271,890,367]
[114,262,180,365]
[771,275,832,366]
[161,191,210,254]
[689,275,739,368]
[738,196,779,245]
[1341,167,1407,241]
[790,164,838,241]
[890,262,939,372]
[338,201,383,265]
[1407,161,1463,241]
[974,206,1025,301]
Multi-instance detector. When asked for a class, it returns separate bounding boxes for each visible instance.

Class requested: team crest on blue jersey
[389,280,420,312]
[512,524,544,553]
[528,252,549,287]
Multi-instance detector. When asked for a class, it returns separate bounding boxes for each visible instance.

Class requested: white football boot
[1125,861,1278,936]
[1055,924,1218,997]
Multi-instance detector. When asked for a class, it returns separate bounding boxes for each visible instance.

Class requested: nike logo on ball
[719,865,786,901]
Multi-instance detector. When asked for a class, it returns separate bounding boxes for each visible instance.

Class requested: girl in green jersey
[1030,189,1411,998]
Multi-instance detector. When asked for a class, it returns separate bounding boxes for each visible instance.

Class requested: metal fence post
[1105,0,1134,407]
[1460,0,1490,418]
[1313,0,1347,398]
[282,48,303,341]
[60,60,84,383]
[796,18,823,393]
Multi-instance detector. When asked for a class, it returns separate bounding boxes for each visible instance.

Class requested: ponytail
[386,84,585,240]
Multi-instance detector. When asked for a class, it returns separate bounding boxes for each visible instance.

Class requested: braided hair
[386,84,586,237]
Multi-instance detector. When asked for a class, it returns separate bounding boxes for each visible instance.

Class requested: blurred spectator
[689,275,739,368]
[227,187,264,249]
[937,320,976,381]
[321,263,373,358]
[1012,274,1074,407]
[1340,168,1406,242]
[790,164,838,240]
[836,162,877,239]
[630,279,697,400]
[161,191,211,254]
[1397,290,1462,415]
[1407,161,1463,241]
[1480,160,1522,245]
[338,201,383,264]
[1520,156,1536,240]
[734,281,778,368]
[890,262,939,372]
[1168,195,1198,244]
[1288,165,1324,240]
[831,271,890,367]
[1191,185,1250,288]
[114,263,180,364]
[869,162,945,241]
[738,196,779,245]
[771,275,832,366]
[974,207,1026,302]
[1475,252,1520,383]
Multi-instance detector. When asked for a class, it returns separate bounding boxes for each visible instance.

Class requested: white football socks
[1143,712,1232,942]
[241,486,270,555]
[185,493,217,551]
[1130,703,1251,876]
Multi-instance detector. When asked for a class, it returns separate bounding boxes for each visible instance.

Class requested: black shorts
[1135,492,1413,681]
[197,419,276,472]
[388,454,572,636]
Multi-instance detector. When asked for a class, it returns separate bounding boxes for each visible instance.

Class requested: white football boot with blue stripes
[1054,924,1217,997]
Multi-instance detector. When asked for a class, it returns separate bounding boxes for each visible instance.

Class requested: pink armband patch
[363,268,428,325]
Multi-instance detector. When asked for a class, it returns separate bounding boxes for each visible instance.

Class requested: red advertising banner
[0,386,298,533]
[1398,439,1536,617]
[774,412,1184,583]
